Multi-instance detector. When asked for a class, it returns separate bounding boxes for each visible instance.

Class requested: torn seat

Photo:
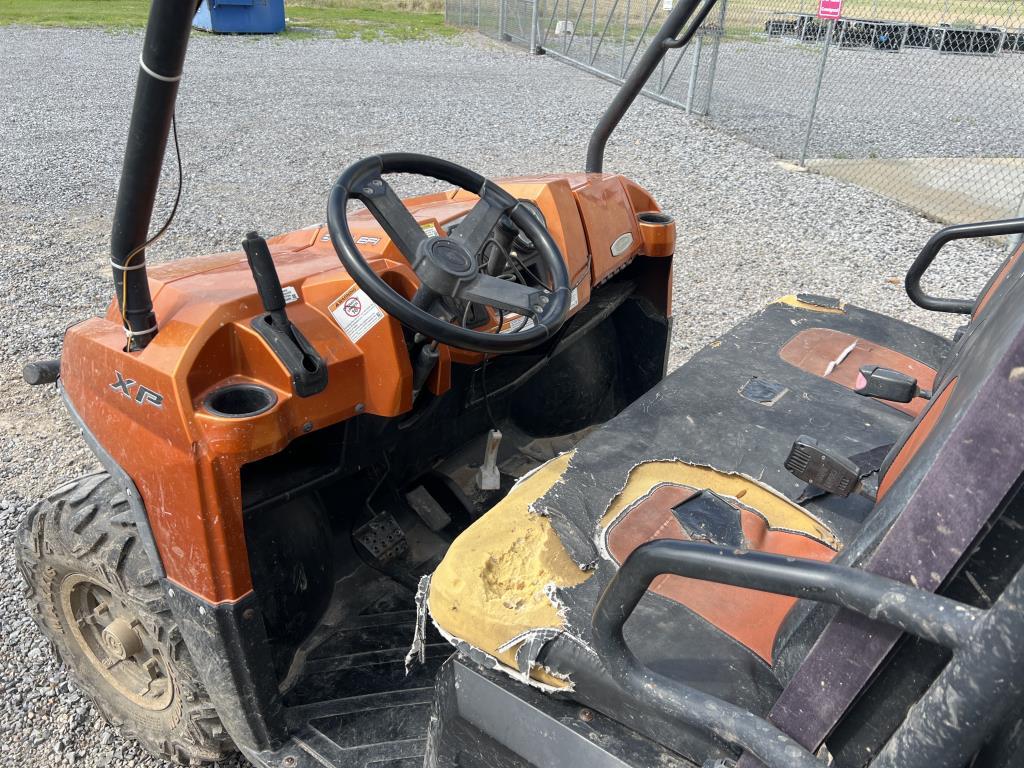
[425,294,956,762]
[422,234,1024,766]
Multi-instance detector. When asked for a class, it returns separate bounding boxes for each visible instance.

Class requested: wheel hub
[101,617,144,661]
[60,573,174,711]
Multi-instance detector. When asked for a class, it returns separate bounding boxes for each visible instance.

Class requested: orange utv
[15,1,1024,767]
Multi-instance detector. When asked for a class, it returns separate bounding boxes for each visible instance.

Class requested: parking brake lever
[243,231,327,398]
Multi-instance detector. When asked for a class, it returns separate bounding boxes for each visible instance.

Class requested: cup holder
[637,211,674,225]
[204,383,277,419]
[636,211,676,257]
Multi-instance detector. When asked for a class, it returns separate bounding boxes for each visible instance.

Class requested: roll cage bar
[593,540,1024,768]
[585,0,720,172]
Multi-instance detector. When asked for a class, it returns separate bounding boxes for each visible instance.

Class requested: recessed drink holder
[637,211,676,257]
[204,383,277,419]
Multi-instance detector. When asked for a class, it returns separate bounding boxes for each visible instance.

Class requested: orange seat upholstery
[779,327,936,417]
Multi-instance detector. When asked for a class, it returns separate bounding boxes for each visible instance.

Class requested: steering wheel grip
[327,153,572,354]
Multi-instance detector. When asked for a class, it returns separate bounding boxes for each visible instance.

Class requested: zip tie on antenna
[110,259,148,271]
[124,324,159,339]
[138,55,182,83]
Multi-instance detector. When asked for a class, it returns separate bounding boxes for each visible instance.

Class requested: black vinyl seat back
[875,238,1024,490]
[769,239,1024,760]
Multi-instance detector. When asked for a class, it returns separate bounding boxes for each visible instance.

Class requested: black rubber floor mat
[261,574,450,767]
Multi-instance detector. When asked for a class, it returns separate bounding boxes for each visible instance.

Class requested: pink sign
[817,0,843,19]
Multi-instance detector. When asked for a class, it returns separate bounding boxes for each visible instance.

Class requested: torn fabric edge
[522,452,600,571]
[496,623,591,688]
[528,452,601,570]
[431,619,572,694]
[592,460,841,562]
[404,573,431,674]
[515,449,572,491]
[794,293,846,311]
[501,628,560,677]
[525,450,585,520]
[543,581,576,626]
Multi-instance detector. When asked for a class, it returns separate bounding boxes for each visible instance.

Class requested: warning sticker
[329,286,386,343]
[497,287,579,334]
[421,223,439,238]
[499,314,535,334]
[282,286,300,304]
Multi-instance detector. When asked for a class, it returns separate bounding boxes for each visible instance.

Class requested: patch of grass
[287,2,456,40]
[300,0,444,12]
[0,0,457,41]
[0,0,150,29]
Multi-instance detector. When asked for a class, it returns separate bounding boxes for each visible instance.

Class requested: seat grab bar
[905,217,1024,314]
[591,540,987,767]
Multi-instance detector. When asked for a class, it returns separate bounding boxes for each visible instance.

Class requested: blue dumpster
[193,0,286,34]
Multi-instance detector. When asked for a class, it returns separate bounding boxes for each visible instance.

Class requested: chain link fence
[446,0,1024,230]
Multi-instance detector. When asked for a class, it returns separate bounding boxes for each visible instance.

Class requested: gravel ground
[0,25,1006,768]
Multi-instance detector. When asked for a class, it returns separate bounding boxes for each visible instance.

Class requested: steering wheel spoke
[354,174,427,260]
[449,182,515,259]
[458,273,549,318]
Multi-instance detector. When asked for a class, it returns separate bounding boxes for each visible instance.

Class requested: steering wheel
[327,153,571,354]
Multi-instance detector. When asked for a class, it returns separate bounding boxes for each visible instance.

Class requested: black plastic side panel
[425,657,697,768]
[165,585,286,752]
[245,494,335,679]
[611,293,671,403]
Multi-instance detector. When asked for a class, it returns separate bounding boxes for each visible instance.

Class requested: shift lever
[242,231,327,398]
[244,231,290,326]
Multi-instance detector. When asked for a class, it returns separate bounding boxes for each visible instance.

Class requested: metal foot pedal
[405,485,452,532]
[785,436,862,498]
[353,512,408,563]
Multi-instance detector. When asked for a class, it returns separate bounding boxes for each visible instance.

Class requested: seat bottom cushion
[541,592,783,763]
[604,479,836,661]
[425,295,952,760]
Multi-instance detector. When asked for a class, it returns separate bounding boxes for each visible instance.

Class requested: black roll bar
[109,0,199,350]
[591,540,1024,768]
[591,542,827,768]
[904,217,1024,315]
[585,0,720,173]
[872,556,1024,768]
